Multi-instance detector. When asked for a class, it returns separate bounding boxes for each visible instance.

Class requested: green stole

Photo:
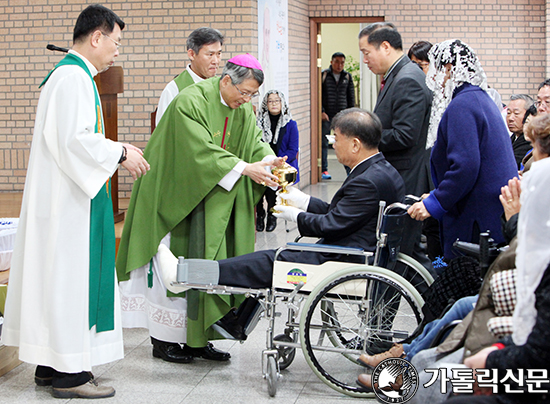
[40,53,115,333]
[173,70,195,92]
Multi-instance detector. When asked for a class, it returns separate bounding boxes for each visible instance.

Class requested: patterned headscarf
[425,39,488,149]
[256,90,292,144]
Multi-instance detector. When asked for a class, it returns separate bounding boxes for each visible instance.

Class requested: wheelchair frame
[172,201,433,398]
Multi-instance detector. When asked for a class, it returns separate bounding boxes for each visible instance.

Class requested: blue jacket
[423,83,517,258]
[276,119,300,183]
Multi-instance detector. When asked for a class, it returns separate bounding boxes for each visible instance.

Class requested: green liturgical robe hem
[116,77,273,346]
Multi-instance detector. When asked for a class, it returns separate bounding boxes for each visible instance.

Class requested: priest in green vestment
[116,54,286,361]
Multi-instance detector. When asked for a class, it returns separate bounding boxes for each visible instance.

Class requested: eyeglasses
[267,100,281,105]
[413,61,430,69]
[232,82,259,99]
[535,99,550,108]
[101,32,122,49]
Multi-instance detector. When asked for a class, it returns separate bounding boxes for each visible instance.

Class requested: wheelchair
[172,199,433,398]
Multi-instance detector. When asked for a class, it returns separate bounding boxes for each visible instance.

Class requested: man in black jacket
[321,52,356,179]
[506,94,533,169]
[359,24,431,197]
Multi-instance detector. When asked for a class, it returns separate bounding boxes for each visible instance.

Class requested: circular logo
[371,357,419,403]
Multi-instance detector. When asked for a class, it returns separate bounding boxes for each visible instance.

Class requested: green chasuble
[116,77,273,346]
[40,53,116,333]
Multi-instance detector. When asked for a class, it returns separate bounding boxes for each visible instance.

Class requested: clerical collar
[68,50,98,77]
[383,55,405,81]
[349,152,380,174]
[187,64,205,83]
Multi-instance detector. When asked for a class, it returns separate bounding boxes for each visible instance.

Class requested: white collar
[187,64,205,83]
[349,152,380,174]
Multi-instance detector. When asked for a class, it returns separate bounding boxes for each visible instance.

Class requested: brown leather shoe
[357,373,373,390]
[357,343,404,368]
[52,379,115,399]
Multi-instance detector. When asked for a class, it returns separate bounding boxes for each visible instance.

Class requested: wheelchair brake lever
[286,282,305,313]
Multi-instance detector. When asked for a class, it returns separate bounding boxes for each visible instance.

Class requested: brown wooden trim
[309,19,320,184]
[310,17,383,24]
[309,16,385,185]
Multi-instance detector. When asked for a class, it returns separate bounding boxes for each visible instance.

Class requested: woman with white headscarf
[255,90,300,232]
[408,40,517,259]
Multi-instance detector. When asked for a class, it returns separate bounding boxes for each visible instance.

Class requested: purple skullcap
[227,53,263,71]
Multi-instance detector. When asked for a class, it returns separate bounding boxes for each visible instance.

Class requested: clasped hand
[272,186,309,222]
[243,156,287,187]
[120,143,150,180]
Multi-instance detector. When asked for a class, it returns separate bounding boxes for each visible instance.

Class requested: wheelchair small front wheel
[299,266,423,397]
[266,355,278,397]
[274,334,296,370]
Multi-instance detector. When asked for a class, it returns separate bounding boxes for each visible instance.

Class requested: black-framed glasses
[267,100,281,105]
[232,82,259,99]
[101,32,122,49]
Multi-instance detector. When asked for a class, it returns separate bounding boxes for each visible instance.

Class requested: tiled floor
[0,151,379,403]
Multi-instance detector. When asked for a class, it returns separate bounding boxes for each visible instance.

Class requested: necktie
[380,78,386,92]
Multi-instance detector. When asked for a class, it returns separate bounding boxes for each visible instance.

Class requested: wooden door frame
[309,17,383,184]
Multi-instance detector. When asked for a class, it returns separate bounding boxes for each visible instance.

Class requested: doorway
[309,17,383,184]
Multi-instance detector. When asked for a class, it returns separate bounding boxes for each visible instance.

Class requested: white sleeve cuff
[218,160,247,191]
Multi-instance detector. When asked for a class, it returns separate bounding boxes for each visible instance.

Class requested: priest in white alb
[2,4,149,399]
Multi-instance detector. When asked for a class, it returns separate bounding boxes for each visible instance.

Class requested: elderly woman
[408,40,517,259]
[445,135,550,404]
[255,90,299,232]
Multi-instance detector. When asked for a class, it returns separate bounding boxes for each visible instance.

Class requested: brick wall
[309,0,547,101]
[0,0,547,195]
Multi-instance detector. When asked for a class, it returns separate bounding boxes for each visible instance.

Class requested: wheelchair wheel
[266,355,278,397]
[274,334,296,370]
[395,252,434,294]
[299,266,423,397]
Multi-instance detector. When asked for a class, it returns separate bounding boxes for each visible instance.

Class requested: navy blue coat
[275,119,300,182]
[423,83,517,258]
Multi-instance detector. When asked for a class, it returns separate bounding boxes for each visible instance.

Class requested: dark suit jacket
[373,55,432,196]
[298,153,405,252]
[511,133,532,169]
[217,153,405,289]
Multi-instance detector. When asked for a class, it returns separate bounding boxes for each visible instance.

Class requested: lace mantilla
[425,39,488,149]
[257,89,292,144]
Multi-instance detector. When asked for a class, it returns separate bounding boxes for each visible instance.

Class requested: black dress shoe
[212,309,247,341]
[35,365,54,386]
[151,337,194,363]
[256,216,265,232]
[266,214,277,232]
[182,342,230,361]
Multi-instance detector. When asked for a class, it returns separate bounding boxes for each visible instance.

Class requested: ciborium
[270,163,297,213]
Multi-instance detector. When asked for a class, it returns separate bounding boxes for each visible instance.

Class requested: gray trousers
[409,347,465,404]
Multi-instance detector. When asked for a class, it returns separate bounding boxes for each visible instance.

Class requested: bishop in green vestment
[116,55,284,353]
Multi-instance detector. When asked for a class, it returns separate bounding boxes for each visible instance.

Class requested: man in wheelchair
[163,108,407,340]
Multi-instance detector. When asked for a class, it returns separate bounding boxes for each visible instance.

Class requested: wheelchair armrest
[275,242,371,262]
[453,240,481,257]
[430,319,462,348]
[453,233,508,278]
